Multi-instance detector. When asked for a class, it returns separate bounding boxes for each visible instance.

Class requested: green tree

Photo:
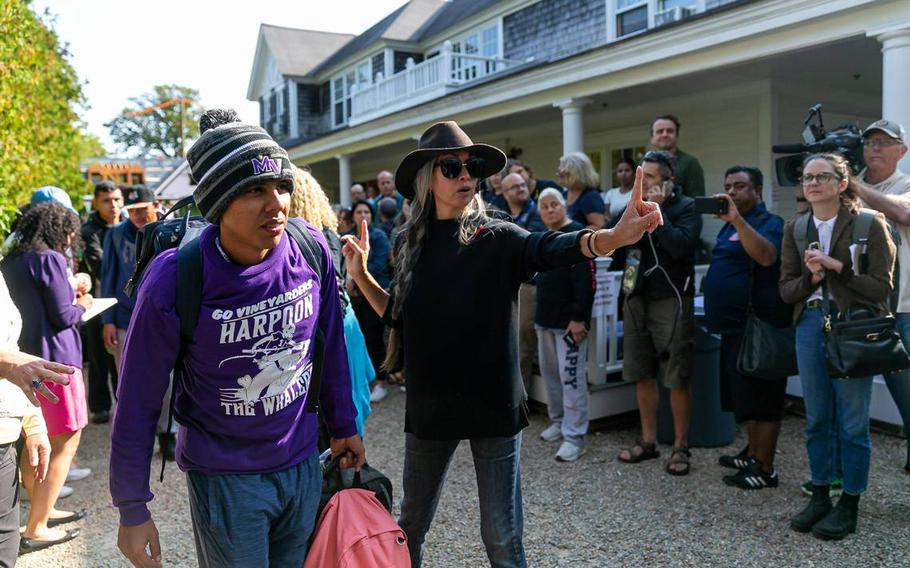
[105,85,201,158]
[74,128,107,161]
[0,1,91,236]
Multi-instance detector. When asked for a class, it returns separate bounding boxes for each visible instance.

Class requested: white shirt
[807,216,837,304]
[861,168,910,312]
[601,187,633,218]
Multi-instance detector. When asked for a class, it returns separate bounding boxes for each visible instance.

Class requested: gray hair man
[853,119,910,474]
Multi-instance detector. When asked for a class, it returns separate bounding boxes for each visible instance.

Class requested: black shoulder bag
[820,212,910,378]
[737,262,798,379]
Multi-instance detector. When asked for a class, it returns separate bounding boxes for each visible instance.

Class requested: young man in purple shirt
[110,109,365,568]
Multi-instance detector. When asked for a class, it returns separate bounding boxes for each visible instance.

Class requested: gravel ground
[17,389,910,568]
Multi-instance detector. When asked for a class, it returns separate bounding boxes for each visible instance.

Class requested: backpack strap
[793,212,811,257]
[158,238,203,482]
[284,219,328,414]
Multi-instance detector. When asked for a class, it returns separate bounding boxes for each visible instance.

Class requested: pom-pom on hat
[187,108,294,223]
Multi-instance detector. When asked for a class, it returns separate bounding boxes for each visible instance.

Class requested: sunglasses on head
[435,157,486,179]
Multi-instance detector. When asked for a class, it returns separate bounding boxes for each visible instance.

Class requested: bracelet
[589,230,608,257]
[583,232,598,258]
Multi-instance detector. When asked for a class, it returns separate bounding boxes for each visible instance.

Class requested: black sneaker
[718,445,750,470]
[723,459,779,490]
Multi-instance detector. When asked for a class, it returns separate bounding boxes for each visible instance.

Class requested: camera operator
[611,151,702,476]
[703,167,791,489]
[852,119,910,475]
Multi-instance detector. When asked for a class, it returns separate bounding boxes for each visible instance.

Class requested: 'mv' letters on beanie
[187,108,294,223]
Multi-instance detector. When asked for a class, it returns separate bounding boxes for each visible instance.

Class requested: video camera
[772,103,865,186]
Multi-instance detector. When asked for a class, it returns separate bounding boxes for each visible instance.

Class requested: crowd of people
[0,108,907,568]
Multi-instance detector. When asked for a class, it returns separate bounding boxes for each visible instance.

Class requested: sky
[32,0,409,154]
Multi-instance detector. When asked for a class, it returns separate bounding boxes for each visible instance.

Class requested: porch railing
[350,41,525,123]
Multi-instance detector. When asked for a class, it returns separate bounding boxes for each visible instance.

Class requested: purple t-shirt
[0,250,84,367]
[110,223,356,526]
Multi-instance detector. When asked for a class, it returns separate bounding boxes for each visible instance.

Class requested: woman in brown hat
[342,121,660,567]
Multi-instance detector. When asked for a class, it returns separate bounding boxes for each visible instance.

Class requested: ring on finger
[31,378,44,390]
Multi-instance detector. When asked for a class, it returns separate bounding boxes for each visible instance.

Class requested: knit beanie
[187,108,294,223]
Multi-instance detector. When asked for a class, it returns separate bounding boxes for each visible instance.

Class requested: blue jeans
[186,452,320,568]
[398,433,526,568]
[796,308,873,494]
[886,313,910,466]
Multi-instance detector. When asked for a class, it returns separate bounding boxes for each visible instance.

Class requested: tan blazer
[779,207,896,323]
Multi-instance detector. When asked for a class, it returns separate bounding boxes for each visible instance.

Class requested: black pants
[85,317,117,413]
[0,445,19,568]
[352,297,388,382]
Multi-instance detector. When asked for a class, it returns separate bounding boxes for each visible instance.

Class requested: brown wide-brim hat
[395,121,506,199]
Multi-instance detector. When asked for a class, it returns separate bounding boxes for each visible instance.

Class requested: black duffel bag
[822,284,910,379]
[318,454,393,518]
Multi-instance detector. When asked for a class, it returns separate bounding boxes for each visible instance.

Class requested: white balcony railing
[349,41,525,126]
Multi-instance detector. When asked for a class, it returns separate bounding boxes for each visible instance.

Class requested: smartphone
[808,241,821,251]
[562,331,577,349]
[693,196,729,215]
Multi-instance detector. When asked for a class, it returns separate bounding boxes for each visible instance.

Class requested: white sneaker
[539,423,563,442]
[67,467,92,482]
[369,385,388,403]
[555,441,586,462]
[22,484,74,502]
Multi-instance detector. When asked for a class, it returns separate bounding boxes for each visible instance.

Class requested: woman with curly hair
[289,166,374,436]
[1,202,93,552]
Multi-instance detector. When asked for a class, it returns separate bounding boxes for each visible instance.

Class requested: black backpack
[125,195,330,479]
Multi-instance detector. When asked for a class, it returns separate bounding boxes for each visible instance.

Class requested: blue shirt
[513,200,547,232]
[703,202,791,334]
[101,220,139,328]
[566,188,604,227]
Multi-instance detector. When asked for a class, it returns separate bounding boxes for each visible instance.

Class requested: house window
[331,58,374,128]
[448,22,501,81]
[616,0,648,37]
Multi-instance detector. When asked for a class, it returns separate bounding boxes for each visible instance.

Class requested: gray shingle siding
[297,83,328,142]
[503,0,607,63]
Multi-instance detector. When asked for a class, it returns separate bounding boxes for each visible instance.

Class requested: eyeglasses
[863,138,902,149]
[800,172,841,185]
[504,182,528,192]
[435,157,486,179]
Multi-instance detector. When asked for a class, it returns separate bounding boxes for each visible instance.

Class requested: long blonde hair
[289,165,339,233]
[383,158,488,370]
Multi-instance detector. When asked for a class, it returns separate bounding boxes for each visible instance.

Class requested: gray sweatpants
[536,326,589,445]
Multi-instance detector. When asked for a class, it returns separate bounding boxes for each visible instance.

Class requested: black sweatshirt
[384,218,588,440]
[534,221,595,329]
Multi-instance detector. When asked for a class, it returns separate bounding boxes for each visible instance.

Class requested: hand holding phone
[693,196,729,215]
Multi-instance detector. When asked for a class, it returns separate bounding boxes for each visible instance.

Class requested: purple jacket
[0,250,84,367]
[109,223,357,526]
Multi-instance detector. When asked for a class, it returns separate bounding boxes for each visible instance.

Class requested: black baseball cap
[123,185,156,209]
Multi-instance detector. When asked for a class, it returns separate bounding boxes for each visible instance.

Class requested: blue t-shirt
[566,188,604,227]
[703,202,791,334]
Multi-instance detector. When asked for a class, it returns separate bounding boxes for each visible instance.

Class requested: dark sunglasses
[435,157,486,179]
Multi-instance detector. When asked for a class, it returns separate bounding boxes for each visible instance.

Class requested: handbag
[737,262,798,379]
[821,280,910,379]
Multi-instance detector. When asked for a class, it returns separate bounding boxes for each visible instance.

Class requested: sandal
[665,446,691,476]
[617,439,660,463]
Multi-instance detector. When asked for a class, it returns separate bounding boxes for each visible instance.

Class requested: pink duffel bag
[304,487,411,568]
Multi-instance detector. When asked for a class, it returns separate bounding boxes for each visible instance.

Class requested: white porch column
[553,98,592,156]
[337,154,352,207]
[873,26,910,170]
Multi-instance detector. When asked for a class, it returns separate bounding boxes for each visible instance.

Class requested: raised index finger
[630,166,644,206]
[359,219,371,249]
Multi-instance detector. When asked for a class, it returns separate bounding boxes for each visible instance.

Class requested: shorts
[719,332,787,422]
[40,368,88,436]
[622,295,694,390]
